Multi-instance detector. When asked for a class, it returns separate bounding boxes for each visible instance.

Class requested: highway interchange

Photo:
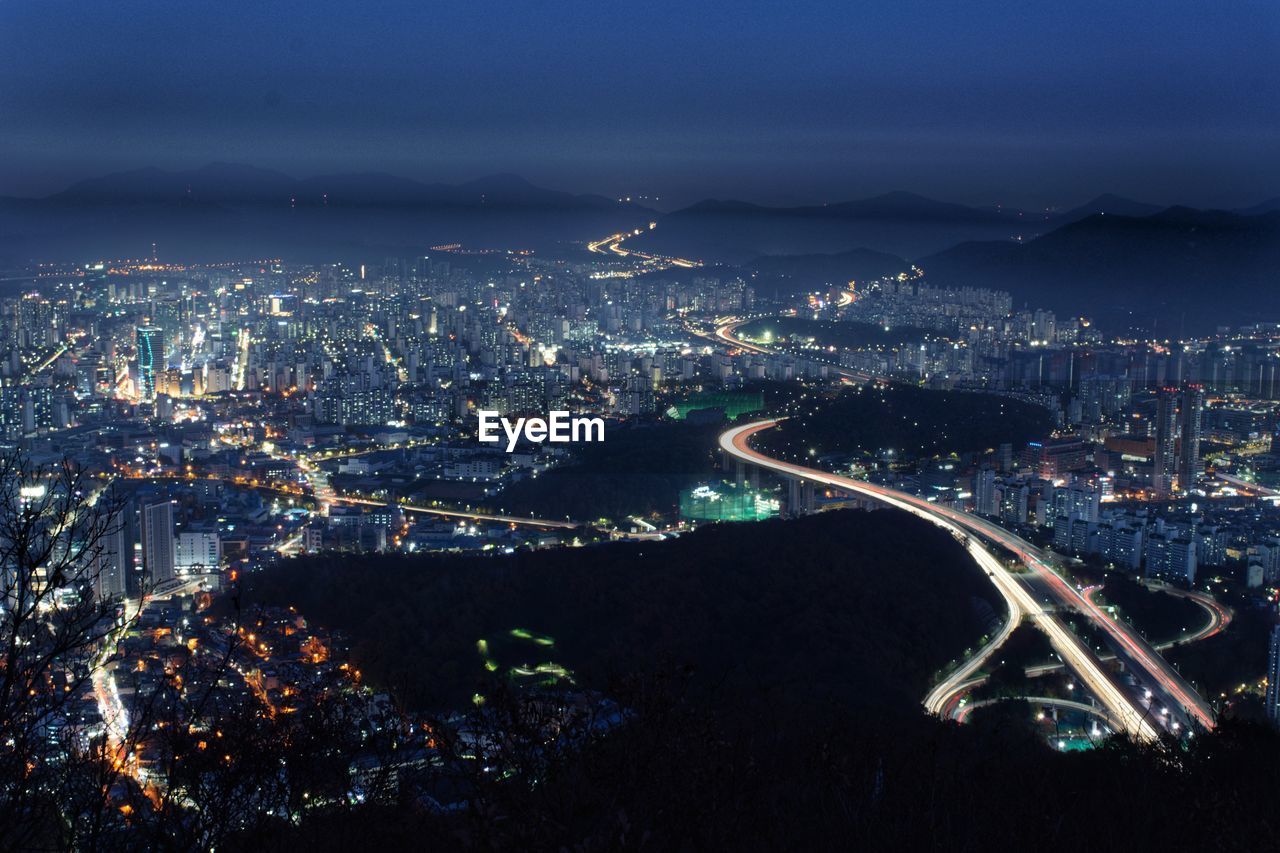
[721,419,1177,741]
[694,302,1225,738]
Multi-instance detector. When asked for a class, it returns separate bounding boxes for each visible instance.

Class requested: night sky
[2,0,1276,208]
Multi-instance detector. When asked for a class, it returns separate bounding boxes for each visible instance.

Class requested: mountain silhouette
[0,164,653,262]
[919,207,1280,334]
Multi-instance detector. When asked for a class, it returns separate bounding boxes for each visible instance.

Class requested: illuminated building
[1144,524,1196,584]
[665,391,764,421]
[93,519,130,601]
[1021,435,1086,480]
[680,483,778,522]
[1178,384,1204,490]
[1266,621,1280,726]
[1152,387,1178,498]
[140,499,176,586]
[136,326,164,401]
[176,529,221,571]
[973,468,999,516]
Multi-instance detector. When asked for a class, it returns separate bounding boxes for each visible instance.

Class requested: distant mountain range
[1,164,1276,333]
[704,202,1279,333]
[627,190,1270,263]
[46,162,629,210]
[0,163,654,262]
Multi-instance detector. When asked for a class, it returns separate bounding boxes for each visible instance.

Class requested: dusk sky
[2,0,1276,208]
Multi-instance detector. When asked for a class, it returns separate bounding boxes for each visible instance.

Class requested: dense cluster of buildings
[953,380,1279,587]
[0,253,760,578]
[830,274,1280,400]
[4,250,1280,588]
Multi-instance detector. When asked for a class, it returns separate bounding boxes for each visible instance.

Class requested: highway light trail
[945,582,1229,715]
[713,315,873,381]
[988,529,1215,731]
[1084,584,1230,648]
[922,538,1022,718]
[721,419,1162,741]
[118,472,577,532]
[587,229,701,269]
[332,494,579,529]
[1215,472,1280,498]
[714,318,774,355]
[956,696,1120,731]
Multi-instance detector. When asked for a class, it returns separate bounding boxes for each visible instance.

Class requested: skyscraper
[1178,384,1204,491]
[1267,619,1280,727]
[92,513,130,602]
[136,326,164,401]
[140,499,176,587]
[1152,387,1178,499]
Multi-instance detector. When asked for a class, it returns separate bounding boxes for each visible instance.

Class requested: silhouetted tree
[0,451,134,851]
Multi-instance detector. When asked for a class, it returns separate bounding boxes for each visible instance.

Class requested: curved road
[713,315,874,382]
[587,229,700,268]
[720,419,1217,740]
[921,541,1023,717]
[700,305,1218,735]
[956,696,1122,731]
[1162,586,1232,644]
[1084,583,1231,650]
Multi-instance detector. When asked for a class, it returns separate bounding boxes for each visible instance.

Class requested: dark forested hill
[243,509,1001,714]
[238,510,1280,853]
[744,247,912,298]
[759,384,1054,463]
[488,420,722,523]
[632,192,1025,262]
